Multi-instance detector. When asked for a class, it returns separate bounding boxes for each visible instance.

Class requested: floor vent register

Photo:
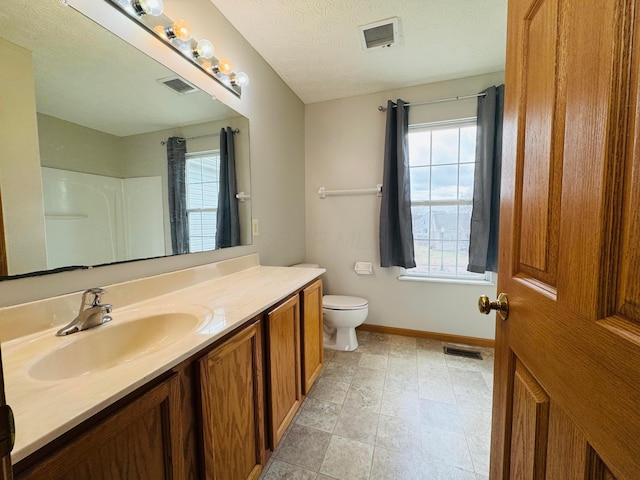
[443,345,483,360]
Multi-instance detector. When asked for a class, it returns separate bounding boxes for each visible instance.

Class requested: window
[407,118,486,280]
[185,150,219,252]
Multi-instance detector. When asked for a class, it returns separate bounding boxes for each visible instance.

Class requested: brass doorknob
[478,293,509,320]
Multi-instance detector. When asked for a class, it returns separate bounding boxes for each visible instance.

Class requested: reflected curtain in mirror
[379,99,416,268]
[167,137,189,254]
[216,127,240,248]
[467,84,504,273]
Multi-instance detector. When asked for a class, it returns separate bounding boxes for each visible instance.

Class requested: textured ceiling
[0,0,238,137]
[210,0,508,104]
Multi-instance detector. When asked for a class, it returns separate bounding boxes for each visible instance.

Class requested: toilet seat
[323,295,368,310]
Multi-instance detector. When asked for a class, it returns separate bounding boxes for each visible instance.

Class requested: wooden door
[0,346,13,480]
[301,279,323,395]
[492,0,640,479]
[198,319,265,480]
[266,295,301,449]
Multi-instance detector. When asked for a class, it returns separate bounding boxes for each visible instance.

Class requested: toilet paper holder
[354,262,373,275]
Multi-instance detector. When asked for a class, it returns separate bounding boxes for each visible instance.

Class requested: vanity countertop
[1,262,324,463]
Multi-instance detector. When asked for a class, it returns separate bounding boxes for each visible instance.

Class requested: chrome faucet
[56,288,113,336]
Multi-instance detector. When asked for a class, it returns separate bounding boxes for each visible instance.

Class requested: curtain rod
[377,93,487,112]
[160,128,240,145]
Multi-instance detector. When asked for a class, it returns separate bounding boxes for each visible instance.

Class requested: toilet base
[323,327,359,351]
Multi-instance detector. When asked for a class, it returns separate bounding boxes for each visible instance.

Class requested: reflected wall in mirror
[0,0,251,278]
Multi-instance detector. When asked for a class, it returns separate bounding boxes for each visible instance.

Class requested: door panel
[509,361,549,480]
[545,402,589,480]
[518,0,560,281]
[555,0,632,319]
[494,0,640,479]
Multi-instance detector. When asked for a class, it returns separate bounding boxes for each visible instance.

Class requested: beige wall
[305,72,504,340]
[0,39,48,275]
[0,0,305,306]
[37,114,126,177]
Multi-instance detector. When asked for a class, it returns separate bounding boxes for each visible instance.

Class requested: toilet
[291,264,369,351]
[322,295,368,351]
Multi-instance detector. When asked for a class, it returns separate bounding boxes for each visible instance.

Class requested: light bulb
[153,25,167,39]
[173,19,192,41]
[201,60,213,71]
[231,72,249,87]
[178,42,193,58]
[131,0,163,16]
[194,39,214,59]
[166,19,192,41]
[217,58,233,76]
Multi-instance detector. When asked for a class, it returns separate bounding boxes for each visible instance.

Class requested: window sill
[397,275,496,286]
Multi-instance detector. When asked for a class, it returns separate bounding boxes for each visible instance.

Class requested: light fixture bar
[104,0,246,97]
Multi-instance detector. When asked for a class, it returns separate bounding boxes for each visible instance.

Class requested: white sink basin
[29,307,210,381]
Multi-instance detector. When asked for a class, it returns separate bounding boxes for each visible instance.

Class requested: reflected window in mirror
[186,150,220,253]
[167,127,241,255]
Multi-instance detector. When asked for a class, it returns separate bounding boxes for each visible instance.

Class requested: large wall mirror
[0,0,252,279]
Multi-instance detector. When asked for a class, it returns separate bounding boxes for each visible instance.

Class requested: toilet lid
[323,295,368,310]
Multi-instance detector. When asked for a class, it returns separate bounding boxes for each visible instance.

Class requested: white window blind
[185,150,219,252]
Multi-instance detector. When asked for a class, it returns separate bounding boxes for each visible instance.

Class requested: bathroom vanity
[0,255,324,479]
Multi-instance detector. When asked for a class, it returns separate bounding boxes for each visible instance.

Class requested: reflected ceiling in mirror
[0,0,252,279]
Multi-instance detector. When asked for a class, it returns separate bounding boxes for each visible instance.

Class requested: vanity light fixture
[215,58,234,76]
[152,24,168,39]
[164,18,192,41]
[231,72,249,87]
[130,0,163,16]
[194,39,215,59]
[104,0,248,97]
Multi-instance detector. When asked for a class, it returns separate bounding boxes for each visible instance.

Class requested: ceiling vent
[158,75,199,95]
[359,17,399,51]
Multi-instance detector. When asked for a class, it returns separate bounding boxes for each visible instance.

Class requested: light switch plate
[252,219,259,236]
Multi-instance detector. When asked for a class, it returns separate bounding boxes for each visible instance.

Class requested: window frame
[403,117,493,284]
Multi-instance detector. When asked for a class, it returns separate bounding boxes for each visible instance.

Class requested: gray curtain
[379,99,416,268]
[216,127,240,248]
[468,85,505,273]
[166,137,189,254]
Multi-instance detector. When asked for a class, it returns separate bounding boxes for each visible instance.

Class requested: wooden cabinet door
[198,320,265,480]
[16,375,184,479]
[492,0,640,478]
[300,279,323,395]
[265,295,301,448]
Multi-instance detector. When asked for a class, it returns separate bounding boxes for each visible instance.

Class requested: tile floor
[259,330,494,480]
